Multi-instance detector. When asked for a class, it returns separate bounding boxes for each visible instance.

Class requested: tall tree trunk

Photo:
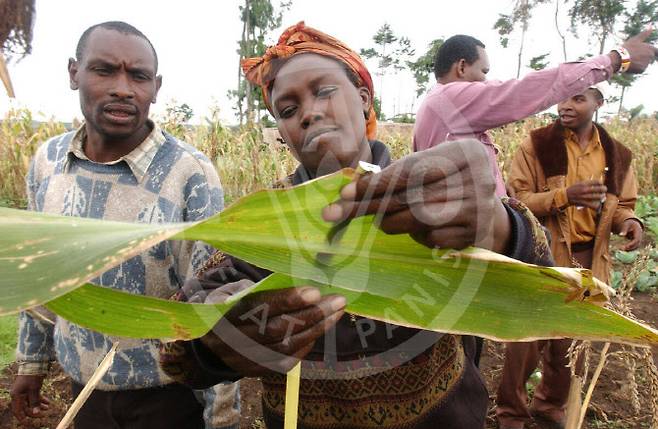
[237,10,247,125]
[379,41,386,118]
[245,0,254,125]
[618,85,626,115]
[554,0,568,61]
[0,51,15,98]
[516,21,527,78]
[598,34,607,55]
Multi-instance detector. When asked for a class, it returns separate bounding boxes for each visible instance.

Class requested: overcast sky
[2,0,657,124]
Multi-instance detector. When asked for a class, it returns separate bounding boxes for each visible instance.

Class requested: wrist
[608,51,622,72]
[609,46,631,73]
[17,361,51,376]
[492,200,511,254]
[624,217,644,230]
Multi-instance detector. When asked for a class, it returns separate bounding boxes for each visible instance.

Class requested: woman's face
[270,54,371,175]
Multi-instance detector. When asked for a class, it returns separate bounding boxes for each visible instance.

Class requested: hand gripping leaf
[1,170,657,346]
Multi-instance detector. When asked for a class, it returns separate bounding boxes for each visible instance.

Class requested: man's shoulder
[32,131,76,168]
[37,131,75,152]
[158,132,217,176]
[162,133,212,162]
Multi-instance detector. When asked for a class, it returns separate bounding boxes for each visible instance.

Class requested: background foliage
[2,109,656,209]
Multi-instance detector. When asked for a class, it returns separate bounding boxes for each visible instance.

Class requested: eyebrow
[86,58,154,77]
[273,73,337,109]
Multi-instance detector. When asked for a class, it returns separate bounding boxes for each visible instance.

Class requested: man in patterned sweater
[10,21,238,429]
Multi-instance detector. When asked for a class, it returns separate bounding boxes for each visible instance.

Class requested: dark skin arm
[609,28,658,74]
[200,140,512,376]
[619,219,643,251]
[200,280,346,376]
[322,139,511,253]
[10,374,50,422]
[566,180,607,210]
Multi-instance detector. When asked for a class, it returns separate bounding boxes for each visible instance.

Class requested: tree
[554,0,569,61]
[406,39,444,97]
[610,0,658,113]
[0,0,36,97]
[528,52,550,70]
[568,0,625,54]
[373,95,383,121]
[161,102,194,138]
[229,0,291,125]
[493,0,549,78]
[360,23,414,117]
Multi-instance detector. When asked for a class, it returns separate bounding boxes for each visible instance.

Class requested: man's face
[461,46,489,82]
[271,54,370,173]
[68,28,162,139]
[557,89,602,130]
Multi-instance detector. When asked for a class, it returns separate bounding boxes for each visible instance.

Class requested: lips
[303,127,339,147]
[102,103,137,124]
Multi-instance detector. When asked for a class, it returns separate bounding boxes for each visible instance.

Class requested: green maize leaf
[2,170,658,345]
[0,207,186,314]
[44,283,255,340]
[44,272,658,347]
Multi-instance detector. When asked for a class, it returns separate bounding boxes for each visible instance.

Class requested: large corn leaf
[2,171,658,345]
[45,272,658,346]
[0,208,186,314]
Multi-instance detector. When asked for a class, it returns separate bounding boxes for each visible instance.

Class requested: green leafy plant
[2,171,658,346]
[636,195,658,220]
[610,270,623,289]
[615,250,640,264]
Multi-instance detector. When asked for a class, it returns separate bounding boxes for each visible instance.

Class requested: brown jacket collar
[530,121,632,196]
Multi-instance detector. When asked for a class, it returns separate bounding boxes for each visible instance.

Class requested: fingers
[377,200,469,235]
[619,221,630,236]
[340,139,482,202]
[227,294,346,344]
[411,226,474,250]
[204,279,255,305]
[629,27,655,43]
[228,287,325,321]
[205,297,346,376]
[254,307,344,359]
[621,221,643,251]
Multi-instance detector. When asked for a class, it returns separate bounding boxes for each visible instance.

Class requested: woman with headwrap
[160,22,552,429]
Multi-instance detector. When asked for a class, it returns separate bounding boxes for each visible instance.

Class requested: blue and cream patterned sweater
[17,123,223,390]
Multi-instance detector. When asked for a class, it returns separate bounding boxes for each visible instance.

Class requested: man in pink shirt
[414,32,656,429]
[413,32,657,198]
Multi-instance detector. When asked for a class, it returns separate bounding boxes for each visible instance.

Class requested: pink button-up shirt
[413,54,615,196]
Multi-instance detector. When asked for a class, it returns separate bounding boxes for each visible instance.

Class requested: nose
[110,72,135,99]
[301,110,324,129]
[300,98,326,129]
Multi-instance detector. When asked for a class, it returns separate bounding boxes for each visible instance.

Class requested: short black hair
[75,21,158,72]
[433,35,485,79]
[588,87,605,103]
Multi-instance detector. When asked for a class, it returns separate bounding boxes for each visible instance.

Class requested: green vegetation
[0,314,17,368]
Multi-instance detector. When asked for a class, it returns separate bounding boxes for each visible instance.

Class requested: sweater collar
[291,140,392,186]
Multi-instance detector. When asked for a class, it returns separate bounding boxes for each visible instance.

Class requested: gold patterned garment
[260,335,466,429]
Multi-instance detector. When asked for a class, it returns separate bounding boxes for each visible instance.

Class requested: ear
[68,58,79,90]
[358,86,371,118]
[152,75,163,104]
[456,59,467,78]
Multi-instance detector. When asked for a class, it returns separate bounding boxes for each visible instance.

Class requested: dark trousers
[71,381,204,429]
[496,247,593,428]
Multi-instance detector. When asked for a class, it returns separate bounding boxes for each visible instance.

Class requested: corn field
[1,108,657,208]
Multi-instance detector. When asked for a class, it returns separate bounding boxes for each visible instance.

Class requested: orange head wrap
[241,21,377,140]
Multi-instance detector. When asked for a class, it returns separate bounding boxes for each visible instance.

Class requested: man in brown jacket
[496,84,643,429]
